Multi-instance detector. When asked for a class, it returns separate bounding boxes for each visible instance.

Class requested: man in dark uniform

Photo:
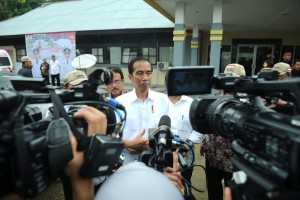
[18,56,33,77]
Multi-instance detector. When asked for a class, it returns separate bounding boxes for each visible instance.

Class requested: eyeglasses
[109,80,122,85]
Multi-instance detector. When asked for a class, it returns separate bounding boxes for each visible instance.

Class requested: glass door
[236,45,275,76]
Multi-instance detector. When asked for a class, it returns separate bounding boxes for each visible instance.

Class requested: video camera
[166,66,300,199]
[0,68,125,199]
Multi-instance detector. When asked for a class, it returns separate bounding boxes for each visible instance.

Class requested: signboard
[25,32,76,79]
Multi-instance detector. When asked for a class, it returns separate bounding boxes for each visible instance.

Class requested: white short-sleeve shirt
[167,95,202,143]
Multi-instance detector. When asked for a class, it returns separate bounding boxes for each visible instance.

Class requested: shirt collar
[128,88,154,103]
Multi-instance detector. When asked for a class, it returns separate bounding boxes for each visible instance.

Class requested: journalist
[64,106,107,200]
[64,107,185,200]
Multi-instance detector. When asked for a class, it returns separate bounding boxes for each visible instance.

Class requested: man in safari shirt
[40,58,50,85]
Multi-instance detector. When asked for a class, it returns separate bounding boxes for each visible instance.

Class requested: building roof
[146,0,300,32]
[0,0,174,36]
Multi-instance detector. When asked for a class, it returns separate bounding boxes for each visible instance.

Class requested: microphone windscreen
[158,115,171,127]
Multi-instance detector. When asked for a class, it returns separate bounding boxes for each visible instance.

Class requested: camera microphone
[103,97,125,111]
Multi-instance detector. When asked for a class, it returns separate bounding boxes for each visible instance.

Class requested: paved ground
[32,144,207,200]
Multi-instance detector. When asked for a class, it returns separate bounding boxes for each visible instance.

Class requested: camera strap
[49,89,91,150]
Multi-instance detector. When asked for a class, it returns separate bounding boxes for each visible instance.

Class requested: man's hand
[73,106,107,135]
[224,187,232,200]
[64,106,107,200]
[164,167,185,195]
[163,149,184,195]
[124,129,150,153]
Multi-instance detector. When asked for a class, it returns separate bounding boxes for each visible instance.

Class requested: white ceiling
[148,0,300,31]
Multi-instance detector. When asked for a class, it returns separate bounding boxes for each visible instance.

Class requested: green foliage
[0,0,46,21]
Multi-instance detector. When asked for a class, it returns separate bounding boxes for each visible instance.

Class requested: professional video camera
[0,68,125,199]
[166,66,300,200]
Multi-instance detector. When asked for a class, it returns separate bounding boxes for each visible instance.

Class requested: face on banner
[25,32,76,79]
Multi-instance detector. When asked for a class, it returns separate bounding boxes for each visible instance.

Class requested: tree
[0,0,45,21]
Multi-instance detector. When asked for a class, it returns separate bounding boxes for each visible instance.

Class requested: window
[142,47,156,64]
[122,47,138,64]
[16,49,26,62]
[109,47,122,64]
[159,46,174,66]
[92,48,104,63]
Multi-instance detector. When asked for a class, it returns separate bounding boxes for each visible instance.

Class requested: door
[236,45,275,76]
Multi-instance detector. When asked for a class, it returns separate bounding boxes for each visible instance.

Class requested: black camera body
[0,68,124,198]
[166,67,300,199]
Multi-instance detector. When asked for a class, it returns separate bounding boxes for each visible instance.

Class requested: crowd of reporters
[2,51,300,200]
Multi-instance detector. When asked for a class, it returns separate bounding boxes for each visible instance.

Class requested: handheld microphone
[76,49,81,55]
[154,115,172,149]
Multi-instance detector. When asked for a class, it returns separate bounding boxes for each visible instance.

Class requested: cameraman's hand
[163,149,184,195]
[124,129,150,153]
[224,187,232,200]
[73,106,107,135]
[164,167,184,195]
[64,107,107,200]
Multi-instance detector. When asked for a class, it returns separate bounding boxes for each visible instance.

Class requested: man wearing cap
[64,70,88,89]
[201,63,245,200]
[61,48,76,80]
[18,56,33,77]
[50,55,61,86]
[272,62,291,80]
[267,62,294,113]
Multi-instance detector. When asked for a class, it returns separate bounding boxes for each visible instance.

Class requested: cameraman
[64,106,107,200]
[64,107,184,199]
[268,63,294,112]
[201,63,246,200]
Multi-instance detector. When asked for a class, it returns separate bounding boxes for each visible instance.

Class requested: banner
[25,32,76,79]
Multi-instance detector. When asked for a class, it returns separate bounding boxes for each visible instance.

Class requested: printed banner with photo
[25,32,76,79]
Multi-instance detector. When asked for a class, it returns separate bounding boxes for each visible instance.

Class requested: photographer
[65,107,184,200]
[62,102,184,200]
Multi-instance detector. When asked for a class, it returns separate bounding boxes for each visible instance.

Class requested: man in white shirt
[116,57,169,164]
[165,74,202,195]
[50,55,61,86]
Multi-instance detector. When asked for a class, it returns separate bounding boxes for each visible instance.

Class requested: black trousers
[42,75,50,85]
[51,73,60,86]
[205,158,232,200]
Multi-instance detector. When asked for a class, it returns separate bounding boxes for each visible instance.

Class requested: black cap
[64,48,71,53]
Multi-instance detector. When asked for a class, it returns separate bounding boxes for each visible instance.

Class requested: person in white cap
[201,63,245,200]
[272,62,291,80]
[18,56,33,77]
[63,70,88,89]
[266,62,292,109]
